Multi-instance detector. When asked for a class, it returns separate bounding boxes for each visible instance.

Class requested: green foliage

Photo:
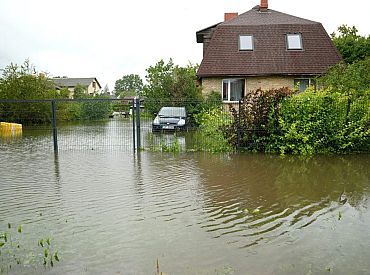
[148,133,182,153]
[160,135,182,153]
[79,95,113,120]
[114,74,143,98]
[268,91,370,154]
[72,84,88,99]
[56,101,82,121]
[0,60,57,100]
[0,223,59,273]
[0,60,58,124]
[331,25,370,64]
[334,94,370,152]
[193,107,233,153]
[143,59,204,119]
[0,60,114,123]
[318,57,370,96]
[201,91,223,112]
[219,86,369,155]
[223,87,294,151]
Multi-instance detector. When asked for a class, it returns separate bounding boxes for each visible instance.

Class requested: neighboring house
[196,0,342,103]
[52,77,102,98]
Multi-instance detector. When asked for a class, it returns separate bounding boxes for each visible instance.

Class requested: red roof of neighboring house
[196,6,342,77]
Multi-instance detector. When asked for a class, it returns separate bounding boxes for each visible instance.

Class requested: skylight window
[287,34,303,50]
[239,35,254,51]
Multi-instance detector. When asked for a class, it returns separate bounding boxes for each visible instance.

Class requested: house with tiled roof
[196,0,342,102]
[52,77,101,98]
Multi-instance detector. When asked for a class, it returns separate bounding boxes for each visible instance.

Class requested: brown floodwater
[1,124,370,274]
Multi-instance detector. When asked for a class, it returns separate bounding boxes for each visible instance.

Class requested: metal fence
[0,99,138,152]
[1,96,369,153]
[0,98,223,152]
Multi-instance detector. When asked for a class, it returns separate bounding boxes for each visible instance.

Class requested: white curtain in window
[230,80,243,101]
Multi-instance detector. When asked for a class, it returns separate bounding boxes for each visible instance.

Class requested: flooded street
[1,129,370,274]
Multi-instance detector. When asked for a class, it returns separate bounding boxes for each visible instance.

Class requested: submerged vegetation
[0,223,59,273]
[193,86,369,155]
[193,107,233,153]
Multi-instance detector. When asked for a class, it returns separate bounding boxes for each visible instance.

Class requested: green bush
[268,90,370,154]
[80,96,112,120]
[193,107,233,153]
[223,87,294,151]
[335,94,370,152]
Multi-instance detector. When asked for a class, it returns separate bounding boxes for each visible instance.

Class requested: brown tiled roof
[197,6,342,77]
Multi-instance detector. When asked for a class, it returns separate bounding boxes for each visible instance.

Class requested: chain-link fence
[1,95,369,153]
[0,99,136,151]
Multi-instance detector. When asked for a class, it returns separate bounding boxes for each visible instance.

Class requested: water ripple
[1,146,369,274]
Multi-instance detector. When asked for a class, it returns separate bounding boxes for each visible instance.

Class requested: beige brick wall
[201,76,295,97]
[246,76,294,92]
[201,77,224,96]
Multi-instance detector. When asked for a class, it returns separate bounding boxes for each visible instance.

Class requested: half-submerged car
[152,107,187,132]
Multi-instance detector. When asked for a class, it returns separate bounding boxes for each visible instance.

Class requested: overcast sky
[1,0,369,91]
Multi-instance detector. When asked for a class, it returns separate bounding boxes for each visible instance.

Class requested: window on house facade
[294,78,316,92]
[222,79,245,102]
[239,35,254,51]
[287,34,303,50]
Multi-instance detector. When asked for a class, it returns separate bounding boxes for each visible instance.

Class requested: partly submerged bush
[218,87,369,155]
[193,107,233,153]
[223,87,294,152]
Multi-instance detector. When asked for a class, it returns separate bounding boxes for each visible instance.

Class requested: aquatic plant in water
[0,223,59,273]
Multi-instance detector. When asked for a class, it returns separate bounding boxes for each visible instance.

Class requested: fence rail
[1,96,369,153]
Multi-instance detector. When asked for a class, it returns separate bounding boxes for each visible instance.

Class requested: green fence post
[132,99,136,151]
[51,100,58,152]
[237,100,241,150]
[135,97,141,150]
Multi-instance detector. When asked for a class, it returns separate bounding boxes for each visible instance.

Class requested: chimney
[224,12,238,21]
[260,0,268,11]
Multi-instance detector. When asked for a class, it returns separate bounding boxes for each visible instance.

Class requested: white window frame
[286,33,303,50]
[222,79,245,102]
[239,35,254,51]
[294,78,316,92]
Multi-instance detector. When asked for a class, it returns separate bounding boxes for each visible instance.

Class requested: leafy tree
[331,25,370,64]
[114,74,143,98]
[143,59,203,117]
[73,84,88,99]
[0,59,57,100]
[318,56,370,96]
[0,60,58,124]
[80,95,113,120]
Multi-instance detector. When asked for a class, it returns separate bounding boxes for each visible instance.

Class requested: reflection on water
[0,119,217,152]
[197,155,369,246]
[0,138,370,274]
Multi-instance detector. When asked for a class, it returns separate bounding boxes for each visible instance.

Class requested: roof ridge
[221,7,319,26]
